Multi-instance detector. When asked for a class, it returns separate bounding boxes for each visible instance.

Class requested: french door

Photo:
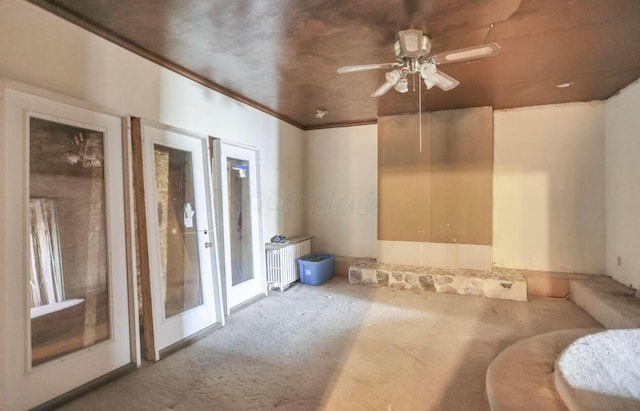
[141,122,223,359]
[220,143,265,311]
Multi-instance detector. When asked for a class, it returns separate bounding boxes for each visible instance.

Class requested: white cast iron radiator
[265,236,312,291]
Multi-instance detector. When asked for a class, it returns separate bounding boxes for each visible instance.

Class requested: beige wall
[493,103,606,274]
[605,79,640,289]
[305,125,377,258]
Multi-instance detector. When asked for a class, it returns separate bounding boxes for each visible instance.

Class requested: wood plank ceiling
[29,0,640,129]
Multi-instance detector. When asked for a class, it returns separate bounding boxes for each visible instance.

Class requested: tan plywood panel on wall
[378,113,432,242]
[430,107,493,245]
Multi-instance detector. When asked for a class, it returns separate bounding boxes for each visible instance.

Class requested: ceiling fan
[337,29,501,97]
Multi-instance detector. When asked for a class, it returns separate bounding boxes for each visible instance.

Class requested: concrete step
[348,258,527,301]
[570,276,640,329]
[486,329,601,411]
[514,269,597,298]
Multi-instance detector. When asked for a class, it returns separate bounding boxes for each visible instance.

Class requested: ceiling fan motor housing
[395,29,432,59]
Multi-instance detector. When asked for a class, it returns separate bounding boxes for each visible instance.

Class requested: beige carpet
[60,277,600,411]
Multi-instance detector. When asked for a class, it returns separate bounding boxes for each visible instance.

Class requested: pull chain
[419,74,422,153]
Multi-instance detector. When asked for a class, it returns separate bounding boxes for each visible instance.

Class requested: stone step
[348,258,527,301]
[554,329,640,411]
[486,329,601,411]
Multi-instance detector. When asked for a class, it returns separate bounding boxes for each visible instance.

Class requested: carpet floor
[59,277,600,411]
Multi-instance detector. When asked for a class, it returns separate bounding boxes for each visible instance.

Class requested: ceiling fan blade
[371,81,395,97]
[337,62,399,74]
[371,70,403,97]
[430,42,501,65]
[422,69,460,91]
[432,70,460,91]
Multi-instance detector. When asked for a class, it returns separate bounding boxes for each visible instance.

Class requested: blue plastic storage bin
[297,253,335,285]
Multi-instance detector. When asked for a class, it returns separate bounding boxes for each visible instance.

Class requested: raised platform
[486,328,601,411]
[487,275,640,410]
[348,258,527,301]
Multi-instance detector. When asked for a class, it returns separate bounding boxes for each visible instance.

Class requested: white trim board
[377,240,492,271]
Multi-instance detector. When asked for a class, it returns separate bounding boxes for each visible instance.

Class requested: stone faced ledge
[349,259,380,285]
[349,259,527,301]
[483,279,527,301]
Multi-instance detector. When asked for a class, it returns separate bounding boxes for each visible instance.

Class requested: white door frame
[219,142,265,313]
[0,81,135,410]
[141,120,224,359]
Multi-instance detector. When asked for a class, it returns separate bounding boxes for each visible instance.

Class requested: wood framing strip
[121,117,141,366]
[130,117,156,361]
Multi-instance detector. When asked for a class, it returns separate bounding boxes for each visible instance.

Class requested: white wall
[0,0,305,239]
[493,103,606,274]
[605,80,640,289]
[378,241,492,270]
[0,1,304,408]
[305,125,377,258]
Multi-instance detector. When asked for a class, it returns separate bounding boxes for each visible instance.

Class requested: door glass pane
[154,145,203,318]
[29,117,110,366]
[227,158,254,286]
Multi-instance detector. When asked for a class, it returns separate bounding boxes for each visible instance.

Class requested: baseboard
[159,322,223,359]
[31,363,136,411]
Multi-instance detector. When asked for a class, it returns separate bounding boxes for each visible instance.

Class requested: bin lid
[300,253,332,262]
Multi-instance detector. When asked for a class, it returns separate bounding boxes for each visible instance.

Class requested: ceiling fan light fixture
[420,62,437,77]
[420,63,438,89]
[395,77,409,93]
[385,69,402,86]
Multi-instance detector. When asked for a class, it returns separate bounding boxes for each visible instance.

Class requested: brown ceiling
[29,0,640,130]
